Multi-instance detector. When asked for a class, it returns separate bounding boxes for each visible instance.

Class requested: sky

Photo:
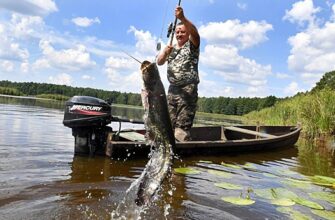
[0,0,335,98]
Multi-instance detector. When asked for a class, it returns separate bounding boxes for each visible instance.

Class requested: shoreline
[0,94,56,101]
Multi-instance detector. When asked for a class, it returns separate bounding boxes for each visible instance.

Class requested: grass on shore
[244,89,335,138]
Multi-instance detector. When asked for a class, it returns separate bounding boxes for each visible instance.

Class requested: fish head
[141,61,159,87]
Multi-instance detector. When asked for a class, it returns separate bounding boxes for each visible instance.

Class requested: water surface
[0,96,334,219]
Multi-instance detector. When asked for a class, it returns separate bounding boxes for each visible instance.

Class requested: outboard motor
[63,96,113,156]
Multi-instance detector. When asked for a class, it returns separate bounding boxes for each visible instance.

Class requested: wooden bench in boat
[223,126,277,139]
[118,131,145,142]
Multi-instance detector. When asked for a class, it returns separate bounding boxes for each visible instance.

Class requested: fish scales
[135,60,175,206]
[112,61,175,219]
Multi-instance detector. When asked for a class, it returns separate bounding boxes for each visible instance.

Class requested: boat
[106,125,301,158]
[62,96,301,157]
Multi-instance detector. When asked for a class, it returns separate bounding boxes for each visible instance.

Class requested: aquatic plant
[311,209,335,220]
[244,89,335,138]
[208,169,233,178]
[214,182,243,190]
[174,167,201,175]
[221,196,255,206]
[276,207,312,220]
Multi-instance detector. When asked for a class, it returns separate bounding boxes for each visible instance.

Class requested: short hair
[177,21,184,26]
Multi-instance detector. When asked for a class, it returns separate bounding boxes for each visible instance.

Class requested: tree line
[0,80,279,115]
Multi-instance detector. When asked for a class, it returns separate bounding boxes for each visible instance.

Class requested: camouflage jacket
[167,40,199,86]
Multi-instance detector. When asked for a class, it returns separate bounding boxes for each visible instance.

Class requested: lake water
[0,96,334,220]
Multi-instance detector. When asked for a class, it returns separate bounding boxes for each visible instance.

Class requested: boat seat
[118,131,145,142]
[224,126,277,138]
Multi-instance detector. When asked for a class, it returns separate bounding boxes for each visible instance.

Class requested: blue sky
[0,0,335,98]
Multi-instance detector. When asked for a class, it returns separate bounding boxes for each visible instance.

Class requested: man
[157,6,200,141]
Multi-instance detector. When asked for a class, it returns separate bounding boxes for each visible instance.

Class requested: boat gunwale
[109,126,302,147]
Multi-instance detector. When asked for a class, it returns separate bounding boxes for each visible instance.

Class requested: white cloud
[284,82,305,95]
[283,0,320,27]
[48,73,72,86]
[0,0,58,16]
[72,17,101,27]
[287,21,335,85]
[198,79,234,97]
[102,26,160,93]
[104,56,141,92]
[20,62,29,73]
[10,14,45,39]
[82,75,95,80]
[128,26,158,56]
[197,18,274,97]
[0,25,29,61]
[201,45,271,89]
[199,20,273,49]
[1,60,14,72]
[34,40,96,71]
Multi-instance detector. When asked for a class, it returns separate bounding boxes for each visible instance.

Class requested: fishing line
[157,0,171,51]
[120,49,142,64]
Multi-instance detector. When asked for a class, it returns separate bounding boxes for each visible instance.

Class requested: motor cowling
[63,96,112,128]
[63,96,113,156]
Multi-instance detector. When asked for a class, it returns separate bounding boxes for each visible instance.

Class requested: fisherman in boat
[157,6,200,142]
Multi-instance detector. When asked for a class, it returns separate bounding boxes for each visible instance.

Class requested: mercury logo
[70,105,102,112]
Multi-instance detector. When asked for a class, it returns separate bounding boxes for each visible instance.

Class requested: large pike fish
[135,60,175,206]
[112,61,175,218]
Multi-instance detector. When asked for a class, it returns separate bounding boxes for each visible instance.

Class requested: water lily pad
[310,175,335,188]
[254,188,298,200]
[221,196,255,205]
[292,197,324,210]
[277,207,312,220]
[242,163,257,169]
[220,162,241,169]
[309,191,335,204]
[281,178,312,189]
[208,169,233,178]
[199,160,212,164]
[254,188,276,200]
[277,169,297,176]
[174,167,201,175]
[271,188,298,200]
[271,198,296,206]
[214,182,243,190]
[311,210,335,220]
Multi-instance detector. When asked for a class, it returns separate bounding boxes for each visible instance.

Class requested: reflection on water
[0,96,334,219]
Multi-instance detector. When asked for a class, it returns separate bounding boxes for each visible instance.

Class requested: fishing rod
[156,0,182,51]
[167,0,182,46]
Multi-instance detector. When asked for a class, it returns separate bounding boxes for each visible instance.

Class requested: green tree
[312,70,335,92]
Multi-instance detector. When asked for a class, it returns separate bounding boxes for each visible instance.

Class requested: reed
[244,89,335,138]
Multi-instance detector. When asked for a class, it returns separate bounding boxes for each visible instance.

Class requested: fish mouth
[141,60,151,73]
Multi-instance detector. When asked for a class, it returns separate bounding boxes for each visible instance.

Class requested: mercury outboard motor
[63,96,113,156]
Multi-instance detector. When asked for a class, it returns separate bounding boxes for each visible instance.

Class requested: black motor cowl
[63,96,112,128]
[63,96,113,156]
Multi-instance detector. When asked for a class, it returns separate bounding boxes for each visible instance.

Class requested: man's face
[175,24,189,46]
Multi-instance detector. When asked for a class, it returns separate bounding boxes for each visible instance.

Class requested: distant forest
[0,80,280,115]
